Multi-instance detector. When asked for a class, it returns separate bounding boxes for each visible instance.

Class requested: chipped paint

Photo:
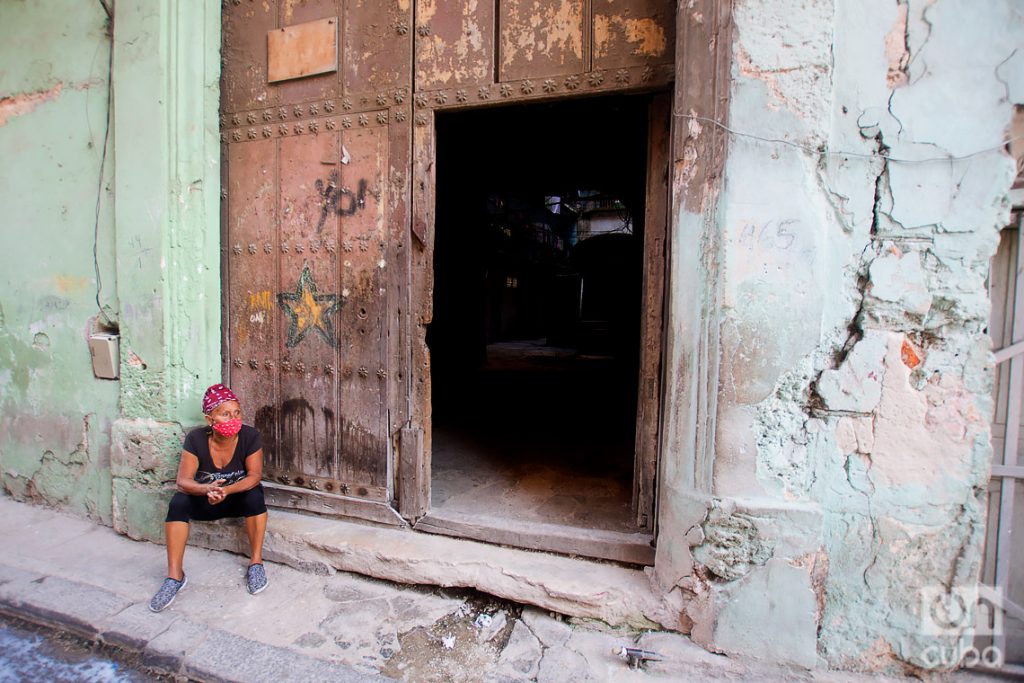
[501,0,584,70]
[0,82,63,126]
[900,337,921,368]
[594,15,667,58]
[415,1,491,88]
[54,275,89,293]
[281,0,298,26]
[0,1,120,525]
[705,0,1022,672]
[884,2,910,88]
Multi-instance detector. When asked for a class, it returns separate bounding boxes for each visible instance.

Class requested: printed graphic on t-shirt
[195,469,247,486]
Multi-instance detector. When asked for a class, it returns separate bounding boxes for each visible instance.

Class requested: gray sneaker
[246,563,267,595]
[149,575,187,613]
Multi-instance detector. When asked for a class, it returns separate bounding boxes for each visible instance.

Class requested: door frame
[405,88,672,564]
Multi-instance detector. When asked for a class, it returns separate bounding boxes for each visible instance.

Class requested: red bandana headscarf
[202,384,240,415]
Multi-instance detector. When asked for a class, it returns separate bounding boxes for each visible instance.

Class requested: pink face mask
[212,419,242,437]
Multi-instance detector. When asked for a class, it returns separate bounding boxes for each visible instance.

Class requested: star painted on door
[277,265,340,348]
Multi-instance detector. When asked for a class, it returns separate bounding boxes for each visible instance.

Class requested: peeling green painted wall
[106,0,222,541]
[0,1,119,523]
[0,0,221,535]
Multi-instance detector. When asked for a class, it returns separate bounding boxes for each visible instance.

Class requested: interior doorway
[420,94,665,564]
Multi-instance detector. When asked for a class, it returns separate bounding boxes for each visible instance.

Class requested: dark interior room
[427,93,651,533]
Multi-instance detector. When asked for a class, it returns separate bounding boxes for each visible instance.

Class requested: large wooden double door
[220,0,675,534]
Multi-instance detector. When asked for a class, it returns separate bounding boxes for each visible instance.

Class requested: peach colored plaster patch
[0,82,64,126]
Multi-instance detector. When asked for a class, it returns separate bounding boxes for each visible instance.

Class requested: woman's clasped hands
[205,479,227,505]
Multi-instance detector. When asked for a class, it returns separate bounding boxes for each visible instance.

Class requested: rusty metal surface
[267,16,339,83]
[407,64,673,119]
[218,102,389,145]
[408,0,675,112]
[223,0,412,116]
[499,0,587,82]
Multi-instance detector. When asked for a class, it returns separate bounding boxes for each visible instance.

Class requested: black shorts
[165,485,267,523]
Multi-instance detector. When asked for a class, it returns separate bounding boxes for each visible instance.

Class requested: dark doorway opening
[424,94,656,561]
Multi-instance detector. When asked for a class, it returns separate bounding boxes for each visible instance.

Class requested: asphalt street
[0,614,169,682]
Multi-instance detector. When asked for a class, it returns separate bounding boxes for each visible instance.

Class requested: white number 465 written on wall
[738,218,798,251]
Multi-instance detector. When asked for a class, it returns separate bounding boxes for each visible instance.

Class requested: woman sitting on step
[149,383,269,612]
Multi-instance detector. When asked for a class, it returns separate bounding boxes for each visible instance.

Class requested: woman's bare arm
[175,451,223,496]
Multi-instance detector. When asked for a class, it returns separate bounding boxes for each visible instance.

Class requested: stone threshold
[414,509,656,565]
[188,507,684,632]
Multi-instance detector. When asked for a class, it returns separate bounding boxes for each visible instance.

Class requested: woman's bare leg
[245,512,268,565]
[165,521,189,580]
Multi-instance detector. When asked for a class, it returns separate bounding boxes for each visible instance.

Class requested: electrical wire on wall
[675,111,1023,165]
[94,0,115,328]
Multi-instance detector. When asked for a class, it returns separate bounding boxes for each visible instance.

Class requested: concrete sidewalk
[0,495,999,682]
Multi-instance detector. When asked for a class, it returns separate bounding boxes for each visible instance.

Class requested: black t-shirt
[182,424,262,487]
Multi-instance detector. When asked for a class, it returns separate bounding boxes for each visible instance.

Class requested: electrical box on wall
[89,333,120,380]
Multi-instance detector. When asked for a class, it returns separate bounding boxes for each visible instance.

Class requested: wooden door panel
[387,106,412,435]
[343,1,412,97]
[222,1,278,113]
[593,0,674,70]
[276,131,341,483]
[403,109,436,521]
[634,93,670,529]
[337,124,389,490]
[225,138,280,471]
[222,0,412,520]
[415,1,496,91]
[499,0,586,82]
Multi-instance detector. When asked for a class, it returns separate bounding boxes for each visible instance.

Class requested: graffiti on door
[277,264,341,348]
[315,170,369,233]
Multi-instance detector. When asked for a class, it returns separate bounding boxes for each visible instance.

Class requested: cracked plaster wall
[0,2,119,523]
[700,0,1022,672]
[0,1,222,541]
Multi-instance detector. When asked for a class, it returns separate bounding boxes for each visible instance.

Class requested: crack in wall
[994,48,1019,102]
[906,0,935,82]
[842,452,881,590]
